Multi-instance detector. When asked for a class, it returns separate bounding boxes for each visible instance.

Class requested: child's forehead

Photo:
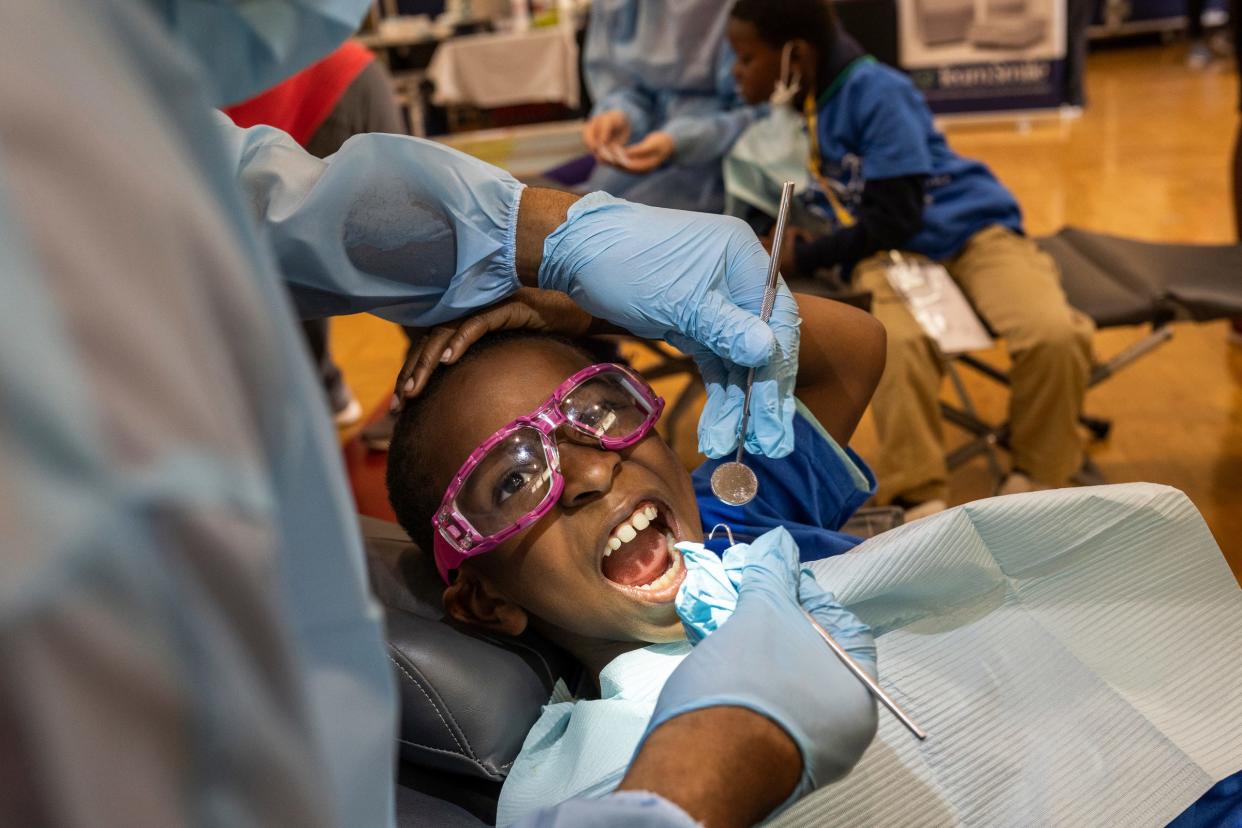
[726,16,764,42]
[465,339,593,403]
[430,340,594,464]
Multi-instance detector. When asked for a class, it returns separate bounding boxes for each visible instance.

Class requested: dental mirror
[710,462,758,507]
[710,180,797,507]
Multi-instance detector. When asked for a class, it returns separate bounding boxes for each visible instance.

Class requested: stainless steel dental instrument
[802,609,928,740]
[706,524,929,741]
[710,180,796,507]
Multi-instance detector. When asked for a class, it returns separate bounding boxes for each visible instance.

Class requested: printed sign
[898,0,1067,113]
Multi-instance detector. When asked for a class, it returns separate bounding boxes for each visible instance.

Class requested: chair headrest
[361,516,580,781]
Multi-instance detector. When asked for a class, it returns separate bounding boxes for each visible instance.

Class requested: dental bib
[496,641,691,826]
[781,484,1242,827]
[500,484,1242,826]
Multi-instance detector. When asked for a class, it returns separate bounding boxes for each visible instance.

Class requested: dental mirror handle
[732,180,796,461]
[759,181,796,321]
[732,367,757,466]
[802,609,928,740]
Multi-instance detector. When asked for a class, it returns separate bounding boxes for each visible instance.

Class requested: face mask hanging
[771,42,802,107]
[724,43,812,219]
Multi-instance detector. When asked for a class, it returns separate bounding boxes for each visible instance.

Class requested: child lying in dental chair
[385,288,887,825]
[386,289,1242,827]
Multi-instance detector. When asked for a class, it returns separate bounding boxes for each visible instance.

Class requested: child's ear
[443,569,529,637]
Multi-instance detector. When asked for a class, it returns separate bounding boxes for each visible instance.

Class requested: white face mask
[770,42,802,108]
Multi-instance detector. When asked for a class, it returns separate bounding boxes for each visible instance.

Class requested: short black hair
[386,330,623,554]
[730,0,838,52]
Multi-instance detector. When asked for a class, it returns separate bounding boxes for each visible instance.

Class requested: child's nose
[557,442,620,507]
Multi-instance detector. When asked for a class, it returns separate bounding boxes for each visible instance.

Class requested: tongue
[602,525,670,587]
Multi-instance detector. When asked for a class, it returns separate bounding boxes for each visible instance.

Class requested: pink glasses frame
[432,363,665,582]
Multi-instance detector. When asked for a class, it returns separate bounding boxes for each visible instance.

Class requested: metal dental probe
[709,180,797,507]
[804,610,928,740]
[709,525,927,739]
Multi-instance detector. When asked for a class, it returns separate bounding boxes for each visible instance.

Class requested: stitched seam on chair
[393,738,515,775]
[389,739,501,779]
[470,631,555,687]
[396,652,482,761]
[387,652,470,757]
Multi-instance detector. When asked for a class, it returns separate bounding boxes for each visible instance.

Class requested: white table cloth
[427,26,580,109]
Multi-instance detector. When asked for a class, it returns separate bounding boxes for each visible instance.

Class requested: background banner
[898,0,1068,113]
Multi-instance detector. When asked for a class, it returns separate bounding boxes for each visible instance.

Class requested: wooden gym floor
[333,42,1242,579]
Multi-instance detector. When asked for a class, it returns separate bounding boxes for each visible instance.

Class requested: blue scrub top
[1166,770,1242,828]
[808,58,1024,262]
[693,403,876,559]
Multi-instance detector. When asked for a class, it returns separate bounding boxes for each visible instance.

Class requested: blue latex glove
[539,192,800,458]
[674,542,876,681]
[796,570,877,677]
[641,528,878,815]
[674,542,742,644]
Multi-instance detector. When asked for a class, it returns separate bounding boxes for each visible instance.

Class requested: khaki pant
[856,226,1095,504]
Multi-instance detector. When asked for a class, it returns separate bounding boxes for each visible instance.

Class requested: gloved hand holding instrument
[637,527,881,819]
[709,181,799,505]
[675,524,929,742]
[393,189,800,461]
[537,191,800,459]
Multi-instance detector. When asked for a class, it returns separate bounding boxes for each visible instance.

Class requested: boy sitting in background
[726,0,1094,518]
[386,288,885,824]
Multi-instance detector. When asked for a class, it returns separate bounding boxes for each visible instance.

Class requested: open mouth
[600,501,686,601]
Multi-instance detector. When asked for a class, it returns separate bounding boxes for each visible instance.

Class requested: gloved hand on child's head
[641,528,878,816]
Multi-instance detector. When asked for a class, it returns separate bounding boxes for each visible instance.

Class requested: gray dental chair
[364,497,902,826]
[364,516,581,826]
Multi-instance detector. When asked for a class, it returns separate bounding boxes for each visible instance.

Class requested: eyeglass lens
[453,372,653,535]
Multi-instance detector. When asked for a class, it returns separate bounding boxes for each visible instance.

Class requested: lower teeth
[636,534,680,591]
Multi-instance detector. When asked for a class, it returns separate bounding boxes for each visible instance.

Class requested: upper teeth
[604,504,659,556]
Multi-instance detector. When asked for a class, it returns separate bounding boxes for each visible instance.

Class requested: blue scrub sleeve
[161,0,369,107]
[849,74,935,181]
[582,7,656,138]
[513,792,697,827]
[694,402,875,557]
[662,48,761,166]
[663,106,762,167]
[216,114,524,326]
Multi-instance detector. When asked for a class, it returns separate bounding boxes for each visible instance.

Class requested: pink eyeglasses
[432,363,665,582]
